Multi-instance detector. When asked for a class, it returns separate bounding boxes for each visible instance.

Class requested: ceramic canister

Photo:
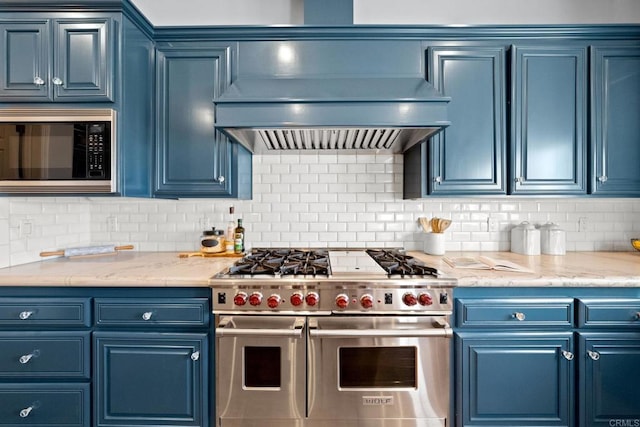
[540,222,566,255]
[510,221,541,255]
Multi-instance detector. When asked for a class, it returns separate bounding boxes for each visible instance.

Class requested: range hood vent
[215,77,451,154]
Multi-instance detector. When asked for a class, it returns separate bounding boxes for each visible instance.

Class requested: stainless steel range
[210,248,456,427]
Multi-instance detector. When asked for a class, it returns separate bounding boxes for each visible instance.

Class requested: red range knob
[418,293,433,306]
[233,292,248,306]
[403,292,418,306]
[267,294,281,309]
[305,292,319,307]
[290,292,304,307]
[360,294,374,309]
[335,294,349,309]
[249,292,263,306]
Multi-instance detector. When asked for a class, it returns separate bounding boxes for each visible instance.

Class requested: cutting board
[178,252,244,258]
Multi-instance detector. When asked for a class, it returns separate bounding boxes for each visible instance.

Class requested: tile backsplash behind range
[2,153,639,267]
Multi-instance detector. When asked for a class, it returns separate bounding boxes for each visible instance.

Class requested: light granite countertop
[0,250,638,287]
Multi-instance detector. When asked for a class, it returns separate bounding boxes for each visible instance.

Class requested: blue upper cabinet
[427,45,507,195]
[0,17,113,102]
[511,46,588,195]
[590,46,640,196]
[154,44,252,199]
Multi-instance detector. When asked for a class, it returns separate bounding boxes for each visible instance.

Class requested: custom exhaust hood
[213,0,451,155]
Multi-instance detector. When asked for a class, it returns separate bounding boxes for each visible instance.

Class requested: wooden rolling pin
[40,245,134,258]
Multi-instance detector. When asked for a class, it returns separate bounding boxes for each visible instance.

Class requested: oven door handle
[308,327,452,338]
[215,316,306,338]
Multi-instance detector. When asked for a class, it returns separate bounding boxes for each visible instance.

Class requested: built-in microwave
[0,108,116,194]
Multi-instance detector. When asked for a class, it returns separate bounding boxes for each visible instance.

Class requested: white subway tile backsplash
[2,154,639,267]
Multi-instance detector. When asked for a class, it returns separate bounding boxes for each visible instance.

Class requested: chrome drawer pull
[588,350,600,361]
[190,351,200,361]
[19,311,34,320]
[33,77,45,86]
[513,312,526,321]
[562,350,574,361]
[19,407,33,418]
[52,77,63,86]
[142,312,153,321]
[19,350,40,364]
[635,312,640,320]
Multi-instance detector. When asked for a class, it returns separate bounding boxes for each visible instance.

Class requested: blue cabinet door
[53,18,113,102]
[590,46,640,196]
[511,46,588,195]
[579,333,640,427]
[456,332,574,427]
[94,332,207,427]
[0,20,50,100]
[427,46,507,195]
[155,47,238,198]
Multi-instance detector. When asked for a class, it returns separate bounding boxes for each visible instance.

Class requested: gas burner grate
[366,249,439,277]
[229,249,330,277]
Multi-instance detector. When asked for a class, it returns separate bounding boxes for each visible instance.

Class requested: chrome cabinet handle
[19,350,40,364]
[141,312,153,321]
[190,351,200,361]
[217,176,225,183]
[588,350,600,361]
[433,176,442,183]
[19,401,40,417]
[513,312,526,321]
[514,177,524,184]
[634,312,640,321]
[19,311,34,320]
[598,175,608,183]
[52,77,63,86]
[33,77,45,86]
[562,350,574,361]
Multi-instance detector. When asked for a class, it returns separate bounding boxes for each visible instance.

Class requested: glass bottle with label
[226,206,235,254]
[234,219,245,254]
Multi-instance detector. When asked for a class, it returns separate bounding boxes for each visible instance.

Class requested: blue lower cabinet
[0,383,90,427]
[456,332,574,427]
[579,333,640,427]
[94,332,208,427]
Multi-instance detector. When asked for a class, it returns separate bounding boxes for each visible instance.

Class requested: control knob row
[335,294,374,309]
[402,292,434,306]
[233,291,319,308]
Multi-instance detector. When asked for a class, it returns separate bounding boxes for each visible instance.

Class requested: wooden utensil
[40,244,134,258]
[418,217,431,232]
[438,218,452,232]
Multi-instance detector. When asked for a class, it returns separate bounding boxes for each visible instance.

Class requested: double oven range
[210,248,456,427]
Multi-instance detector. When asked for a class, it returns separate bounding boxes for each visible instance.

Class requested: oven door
[215,316,306,427]
[307,316,452,427]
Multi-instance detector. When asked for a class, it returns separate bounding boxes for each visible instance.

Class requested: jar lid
[514,221,536,230]
[540,222,561,230]
[203,228,221,236]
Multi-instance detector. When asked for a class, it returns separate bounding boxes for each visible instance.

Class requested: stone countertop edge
[0,250,638,288]
[410,251,640,287]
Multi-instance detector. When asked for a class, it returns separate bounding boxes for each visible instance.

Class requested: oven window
[339,346,416,388]
[244,346,281,388]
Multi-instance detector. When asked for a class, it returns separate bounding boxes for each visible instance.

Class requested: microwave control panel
[87,123,108,178]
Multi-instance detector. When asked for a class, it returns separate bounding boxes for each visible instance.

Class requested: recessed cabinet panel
[511,46,587,194]
[428,46,506,195]
[155,48,235,197]
[591,47,640,196]
[54,19,112,101]
[94,333,207,426]
[457,333,574,427]
[579,334,640,427]
[0,21,49,100]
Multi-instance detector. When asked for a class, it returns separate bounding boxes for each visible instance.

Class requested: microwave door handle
[215,316,305,338]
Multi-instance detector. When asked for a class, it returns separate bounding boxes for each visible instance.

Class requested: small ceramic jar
[539,222,566,255]
[510,221,540,255]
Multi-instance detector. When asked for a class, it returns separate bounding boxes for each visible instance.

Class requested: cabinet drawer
[456,298,574,328]
[578,299,640,328]
[0,383,89,427]
[95,298,209,327]
[0,332,90,379]
[0,298,90,327]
